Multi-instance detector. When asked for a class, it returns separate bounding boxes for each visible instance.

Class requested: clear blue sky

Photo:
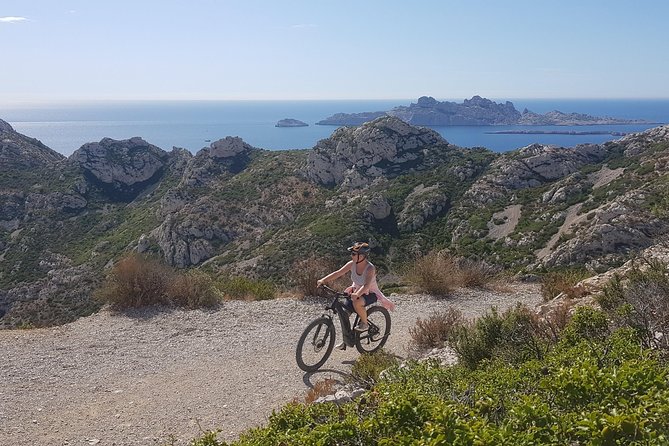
[1,0,668,104]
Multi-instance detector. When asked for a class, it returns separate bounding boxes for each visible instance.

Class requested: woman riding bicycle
[316,242,395,338]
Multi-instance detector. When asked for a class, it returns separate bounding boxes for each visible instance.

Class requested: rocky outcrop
[150,214,228,268]
[182,137,257,186]
[276,118,308,127]
[70,137,167,200]
[397,184,450,232]
[5,117,669,329]
[616,124,669,156]
[316,96,648,127]
[23,192,87,215]
[305,116,446,188]
[0,118,14,133]
[480,143,608,191]
[389,95,521,126]
[1,120,65,169]
[0,262,100,328]
[542,195,668,270]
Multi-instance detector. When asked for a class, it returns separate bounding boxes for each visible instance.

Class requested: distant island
[486,130,628,136]
[276,118,308,127]
[316,96,656,127]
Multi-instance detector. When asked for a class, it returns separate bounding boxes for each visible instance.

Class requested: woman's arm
[317,261,353,286]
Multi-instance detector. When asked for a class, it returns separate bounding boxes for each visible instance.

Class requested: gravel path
[0,284,542,446]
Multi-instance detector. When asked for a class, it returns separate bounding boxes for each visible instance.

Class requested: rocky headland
[2,116,669,327]
[316,95,653,126]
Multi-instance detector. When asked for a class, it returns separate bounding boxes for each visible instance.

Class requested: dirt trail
[0,285,542,445]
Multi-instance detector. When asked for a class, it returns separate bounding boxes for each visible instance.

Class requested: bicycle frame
[320,285,361,348]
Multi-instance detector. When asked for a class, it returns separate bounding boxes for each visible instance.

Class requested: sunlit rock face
[305,116,445,188]
[70,137,167,199]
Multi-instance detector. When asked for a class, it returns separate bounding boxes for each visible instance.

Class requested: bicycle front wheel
[296,317,336,372]
[355,306,391,354]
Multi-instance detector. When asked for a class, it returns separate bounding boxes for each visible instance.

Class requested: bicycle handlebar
[317,284,350,298]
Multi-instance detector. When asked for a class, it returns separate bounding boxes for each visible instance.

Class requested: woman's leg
[352,295,368,324]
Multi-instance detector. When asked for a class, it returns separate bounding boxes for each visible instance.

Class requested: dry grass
[404,251,460,296]
[166,270,220,309]
[540,269,591,301]
[404,251,499,296]
[457,258,500,288]
[302,378,338,404]
[291,255,339,298]
[96,254,173,309]
[96,253,222,310]
[409,307,465,352]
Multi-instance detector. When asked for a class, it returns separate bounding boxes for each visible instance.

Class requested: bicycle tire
[355,306,391,354]
[296,317,336,372]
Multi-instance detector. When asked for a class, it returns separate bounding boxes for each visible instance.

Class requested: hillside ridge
[2,118,669,327]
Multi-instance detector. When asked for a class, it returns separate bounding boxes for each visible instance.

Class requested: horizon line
[3,96,669,107]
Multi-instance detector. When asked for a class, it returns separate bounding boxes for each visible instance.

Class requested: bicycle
[295,284,391,372]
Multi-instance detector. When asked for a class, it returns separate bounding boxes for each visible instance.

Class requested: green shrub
[449,305,555,368]
[212,329,669,446]
[187,430,224,446]
[350,349,398,385]
[166,270,221,309]
[217,276,277,301]
[409,307,464,351]
[561,306,610,346]
[598,259,669,350]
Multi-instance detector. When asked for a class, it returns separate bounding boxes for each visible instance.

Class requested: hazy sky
[1,0,668,103]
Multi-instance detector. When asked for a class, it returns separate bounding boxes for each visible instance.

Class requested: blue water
[2,99,668,156]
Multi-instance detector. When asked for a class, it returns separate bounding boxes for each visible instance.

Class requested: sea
[2,99,668,156]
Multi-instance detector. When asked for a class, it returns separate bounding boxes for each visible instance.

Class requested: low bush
[217,276,277,301]
[350,349,399,386]
[598,259,669,350]
[449,304,556,368]
[95,254,174,309]
[403,251,461,296]
[409,307,464,351]
[457,258,499,288]
[96,253,223,310]
[540,268,591,301]
[291,255,337,298]
[561,306,610,346]
[404,252,501,296]
[202,328,669,446]
[166,270,220,309]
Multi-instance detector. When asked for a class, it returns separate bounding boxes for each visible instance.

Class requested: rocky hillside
[2,116,669,327]
[316,95,651,126]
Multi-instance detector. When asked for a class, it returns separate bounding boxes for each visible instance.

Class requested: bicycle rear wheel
[355,306,391,354]
[296,317,336,372]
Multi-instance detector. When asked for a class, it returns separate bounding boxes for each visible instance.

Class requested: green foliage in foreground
[192,326,669,445]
